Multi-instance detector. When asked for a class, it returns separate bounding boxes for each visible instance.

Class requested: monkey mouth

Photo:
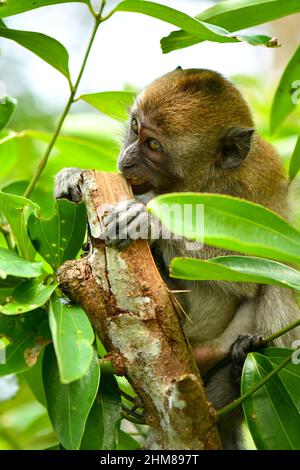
[126,177,153,195]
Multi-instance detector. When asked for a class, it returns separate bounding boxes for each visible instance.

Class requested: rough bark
[57,170,221,450]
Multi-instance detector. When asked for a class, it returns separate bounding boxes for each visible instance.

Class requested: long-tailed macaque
[55,69,300,449]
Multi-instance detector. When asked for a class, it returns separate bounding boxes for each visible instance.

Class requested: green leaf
[28,199,86,270]
[0,309,51,376]
[271,45,300,133]
[80,375,121,450]
[148,193,300,265]
[43,345,100,450]
[115,0,274,48]
[115,0,234,44]
[79,91,136,121]
[263,348,300,411]
[24,129,118,174]
[117,431,141,450]
[0,247,42,279]
[0,276,20,304]
[49,295,94,384]
[171,256,300,291]
[162,0,300,53]
[0,279,56,315]
[242,352,300,450]
[0,27,70,80]
[0,129,118,188]
[0,0,89,19]
[0,191,37,260]
[0,95,17,130]
[289,136,300,182]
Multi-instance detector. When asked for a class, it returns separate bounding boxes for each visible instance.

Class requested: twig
[0,224,15,251]
[22,0,109,198]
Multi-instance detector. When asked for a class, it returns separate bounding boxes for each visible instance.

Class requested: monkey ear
[217,127,254,169]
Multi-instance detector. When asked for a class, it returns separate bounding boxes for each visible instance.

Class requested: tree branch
[57,170,221,450]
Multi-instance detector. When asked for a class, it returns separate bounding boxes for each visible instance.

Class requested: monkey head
[118,68,255,195]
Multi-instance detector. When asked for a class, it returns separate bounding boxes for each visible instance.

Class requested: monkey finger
[102,200,143,228]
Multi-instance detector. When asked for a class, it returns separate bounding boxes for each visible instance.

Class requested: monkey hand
[229,334,264,383]
[54,167,83,203]
[101,199,159,250]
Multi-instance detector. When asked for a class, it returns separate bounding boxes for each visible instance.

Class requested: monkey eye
[131,118,139,135]
[148,138,161,152]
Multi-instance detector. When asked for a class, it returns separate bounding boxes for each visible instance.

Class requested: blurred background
[0,0,300,449]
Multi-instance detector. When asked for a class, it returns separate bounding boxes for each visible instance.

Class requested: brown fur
[135,69,287,216]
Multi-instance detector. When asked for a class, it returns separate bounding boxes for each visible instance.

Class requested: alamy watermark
[291,80,300,105]
[292,340,300,365]
[100,201,204,251]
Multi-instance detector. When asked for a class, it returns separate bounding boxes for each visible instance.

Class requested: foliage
[0,0,300,452]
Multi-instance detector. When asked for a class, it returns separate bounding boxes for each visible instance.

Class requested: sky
[0,0,275,111]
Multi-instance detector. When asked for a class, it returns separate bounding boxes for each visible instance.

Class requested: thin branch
[22,10,103,199]
[261,318,300,345]
[216,353,292,417]
[121,409,146,425]
[0,224,15,251]
[204,317,300,382]
[99,358,116,375]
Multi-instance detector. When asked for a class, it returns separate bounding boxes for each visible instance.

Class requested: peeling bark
[57,170,221,450]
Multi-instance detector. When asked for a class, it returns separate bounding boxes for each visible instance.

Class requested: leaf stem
[23,13,102,199]
[262,318,300,345]
[216,352,292,417]
[0,223,15,250]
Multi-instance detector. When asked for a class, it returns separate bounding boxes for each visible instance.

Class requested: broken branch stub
[57,170,221,450]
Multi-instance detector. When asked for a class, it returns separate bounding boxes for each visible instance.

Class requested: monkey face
[119,68,255,195]
[118,113,180,195]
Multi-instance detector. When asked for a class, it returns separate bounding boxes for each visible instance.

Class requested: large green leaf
[80,375,121,450]
[49,295,94,384]
[242,352,300,450]
[0,129,118,188]
[0,191,37,260]
[0,279,56,314]
[0,0,89,18]
[24,129,118,174]
[0,130,20,186]
[0,96,17,130]
[28,199,86,270]
[161,0,300,53]
[148,193,300,265]
[263,348,300,411]
[79,91,136,121]
[289,136,300,182]
[0,247,42,279]
[271,46,300,133]
[115,0,275,48]
[117,431,141,450]
[43,345,100,450]
[0,27,70,80]
[0,309,51,376]
[171,256,300,291]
